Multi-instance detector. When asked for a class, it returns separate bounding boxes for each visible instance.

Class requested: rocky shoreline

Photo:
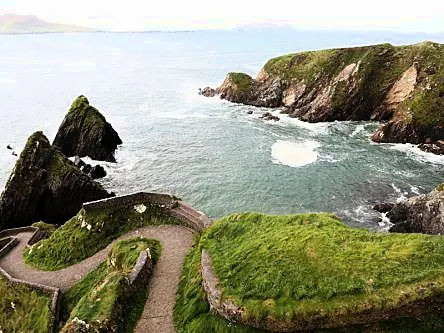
[202,41,444,155]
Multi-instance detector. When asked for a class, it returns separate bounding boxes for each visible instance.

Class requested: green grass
[174,214,444,332]
[200,213,444,328]
[227,72,253,92]
[174,235,264,333]
[61,237,161,333]
[0,275,52,333]
[24,201,178,270]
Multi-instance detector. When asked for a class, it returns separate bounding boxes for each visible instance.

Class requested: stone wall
[0,237,18,259]
[82,191,213,232]
[83,191,178,212]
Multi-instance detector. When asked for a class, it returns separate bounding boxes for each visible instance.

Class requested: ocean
[1,30,443,229]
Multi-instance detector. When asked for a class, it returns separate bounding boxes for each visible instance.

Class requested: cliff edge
[205,42,444,154]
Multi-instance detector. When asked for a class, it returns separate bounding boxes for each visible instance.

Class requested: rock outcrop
[387,184,444,234]
[0,131,113,230]
[53,96,122,162]
[204,42,444,153]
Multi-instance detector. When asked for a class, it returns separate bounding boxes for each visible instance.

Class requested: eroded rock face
[204,42,444,153]
[388,185,444,234]
[53,96,122,162]
[0,131,113,230]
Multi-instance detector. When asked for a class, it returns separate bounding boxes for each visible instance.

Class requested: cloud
[1,0,443,32]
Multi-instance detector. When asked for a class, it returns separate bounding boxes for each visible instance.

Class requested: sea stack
[53,95,122,162]
[0,131,113,230]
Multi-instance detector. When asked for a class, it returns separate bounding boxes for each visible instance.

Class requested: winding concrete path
[0,225,195,333]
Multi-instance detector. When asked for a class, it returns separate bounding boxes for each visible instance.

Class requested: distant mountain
[0,14,96,34]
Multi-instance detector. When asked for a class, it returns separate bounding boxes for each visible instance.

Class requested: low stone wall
[170,201,213,232]
[83,191,179,212]
[0,265,61,333]
[0,227,61,333]
[83,191,213,232]
[0,226,38,239]
[0,237,19,259]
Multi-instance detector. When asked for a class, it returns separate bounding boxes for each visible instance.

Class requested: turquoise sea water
[1,31,443,229]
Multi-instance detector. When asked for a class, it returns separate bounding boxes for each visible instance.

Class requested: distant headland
[0,14,97,34]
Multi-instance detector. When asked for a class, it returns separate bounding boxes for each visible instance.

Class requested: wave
[389,143,444,165]
[271,140,319,167]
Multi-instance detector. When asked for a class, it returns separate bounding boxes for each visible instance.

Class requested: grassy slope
[0,275,52,333]
[262,42,444,126]
[61,238,161,332]
[174,214,444,333]
[174,235,264,333]
[24,201,178,270]
[202,213,444,321]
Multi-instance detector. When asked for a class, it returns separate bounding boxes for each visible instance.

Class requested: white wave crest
[271,140,319,167]
[389,143,444,164]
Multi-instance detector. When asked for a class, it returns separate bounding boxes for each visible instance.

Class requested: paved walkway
[0,225,195,333]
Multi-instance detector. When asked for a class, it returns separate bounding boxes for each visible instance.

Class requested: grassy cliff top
[202,213,444,323]
[262,41,444,126]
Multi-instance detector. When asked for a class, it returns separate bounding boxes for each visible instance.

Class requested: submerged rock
[199,87,217,97]
[53,95,122,162]
[388,184,444,234]
[0,131,113,230]
[90,165,107,179]
[205,42,444,153]
[373,202,395,213]
[260,112,280,121]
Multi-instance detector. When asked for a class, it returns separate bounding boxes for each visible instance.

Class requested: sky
[1,0,444,32]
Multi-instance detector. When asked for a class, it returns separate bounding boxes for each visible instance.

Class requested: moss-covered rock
[207,42,444,152]
[216,72,283,107]
[53,96,122,162]
[0,131,112,230]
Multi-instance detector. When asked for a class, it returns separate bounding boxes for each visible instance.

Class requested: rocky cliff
[0,131,113,230]
[205,42,444,153]
[386,184,444,234]
[53,96,122,162]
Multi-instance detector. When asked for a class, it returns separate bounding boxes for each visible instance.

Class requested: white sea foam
[278,114,330,135]
[391,183,408,203]
[389,143,444,164]
[350,124,365,137]
[271,140,319,167]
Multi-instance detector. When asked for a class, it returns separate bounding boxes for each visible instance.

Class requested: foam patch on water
[389,143,444,164]
[271,140,319,167]
[350,124,365,137]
